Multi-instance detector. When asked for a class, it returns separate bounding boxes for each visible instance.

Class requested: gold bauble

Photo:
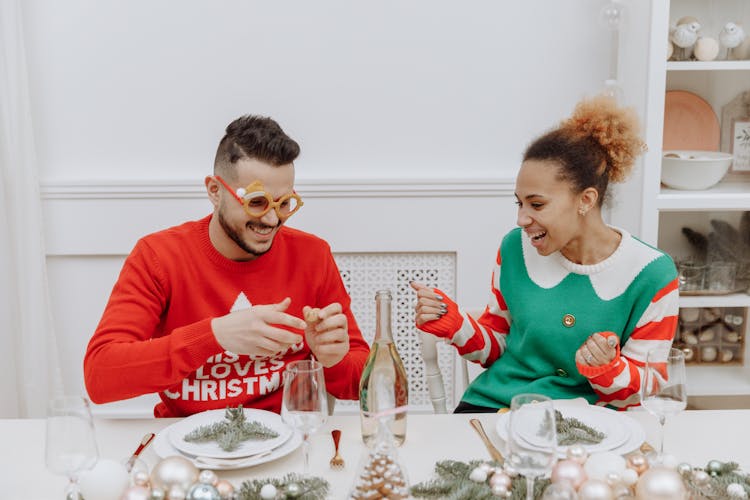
[150,456,199,491]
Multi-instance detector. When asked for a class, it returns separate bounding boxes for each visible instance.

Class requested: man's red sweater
[84,215,369,417]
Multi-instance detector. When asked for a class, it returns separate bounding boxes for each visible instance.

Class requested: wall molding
[40,177,516,199]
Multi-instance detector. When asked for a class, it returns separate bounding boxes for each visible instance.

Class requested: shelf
[656,181,750,210]
[679,293,750,308]
[686,364,750,396]
[667,61,750,71]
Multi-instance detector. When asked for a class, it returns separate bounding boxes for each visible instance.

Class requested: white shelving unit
[627,1,750,403]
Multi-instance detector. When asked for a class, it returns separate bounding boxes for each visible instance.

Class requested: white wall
[21,1,647,415]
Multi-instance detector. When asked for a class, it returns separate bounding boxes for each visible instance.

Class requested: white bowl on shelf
[661,150,733,190]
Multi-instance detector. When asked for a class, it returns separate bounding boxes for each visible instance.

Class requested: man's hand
[303,303,349,368]
[211,297,306,357]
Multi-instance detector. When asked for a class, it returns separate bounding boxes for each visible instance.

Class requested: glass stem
[658,415,666,456]
[302,434,311,476]
[65,478,82,500]
[526,476,535,500]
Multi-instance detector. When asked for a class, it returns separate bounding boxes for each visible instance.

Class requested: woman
[412,95,678,412]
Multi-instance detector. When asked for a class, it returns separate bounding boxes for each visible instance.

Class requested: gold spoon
[469,418,505,465]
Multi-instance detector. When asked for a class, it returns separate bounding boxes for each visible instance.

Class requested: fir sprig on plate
[183,405,279,452]
[236,473,329,500]
[553,409,605,446]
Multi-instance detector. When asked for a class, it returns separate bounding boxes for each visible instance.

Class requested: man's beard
[217,209,280,258]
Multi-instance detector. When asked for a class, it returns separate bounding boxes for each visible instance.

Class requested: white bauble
[584,452,626,480]
[150,456,199,491]
[635,467,686,500]
[694,37,719,61]
[78,458,130,500]
[578,478,614,500]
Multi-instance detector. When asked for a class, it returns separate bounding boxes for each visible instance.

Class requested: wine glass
[641,347,687,462]
[281,359,328,475]
[45,396,99,499]
[507,394,557,500]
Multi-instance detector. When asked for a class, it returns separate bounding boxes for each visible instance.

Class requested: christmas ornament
[284,482,302,497]
[259,484,277,499]
[199,470,219,486]
[134,470,151,487]
[168,485,187,500]
[469,467,488,482]
[121,485,151,500]
[551,459,587,489]
[151,456,199,492]
[566,444,588,465]
[489,472,512,491]
[620,467,639,487]
[187,483,221,500]
[578,478,614,500]
[676,463,692,477]
[541,482,577,499]
[626,453,648,475]
[215,480,235,500]
[150,487,166,500]
[728,483,748,498]
[691,469,710,487]
[584,452,626,481]
[78,458,130,500]
[707,459,723,476]
[635,466,686,500]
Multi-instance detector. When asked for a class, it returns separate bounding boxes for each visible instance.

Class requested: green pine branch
[236,473,329,500]
[183,405,279,452]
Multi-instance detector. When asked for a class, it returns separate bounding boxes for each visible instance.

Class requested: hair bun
[560,95,646,183]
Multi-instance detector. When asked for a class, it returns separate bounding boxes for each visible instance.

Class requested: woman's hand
[576,332,619,367]
[410,281,447,326]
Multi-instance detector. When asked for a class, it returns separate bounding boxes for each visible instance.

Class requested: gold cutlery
[329,429,345,470]
[125,432,155,472]
[469,418,505,465]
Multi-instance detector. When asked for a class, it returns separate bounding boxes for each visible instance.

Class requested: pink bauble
[120,485,151,500]
[215,480,235,500]
[552,459,588,489]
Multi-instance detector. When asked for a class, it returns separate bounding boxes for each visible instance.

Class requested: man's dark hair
[214,115,300,178]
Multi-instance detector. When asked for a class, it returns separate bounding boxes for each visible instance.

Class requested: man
[84,115,370,417]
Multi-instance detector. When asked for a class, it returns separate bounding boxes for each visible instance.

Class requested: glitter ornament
[121,485,151,500]
[469,467,488,482]
[187,483,221,500]
[214,480,235,500]
[578,478,614,500]
[635,467,686,500]
[551,459,587,489]
[567,444,589,465]
[151,456,199,492]
[503,464,519,477]
[259,484,277,499]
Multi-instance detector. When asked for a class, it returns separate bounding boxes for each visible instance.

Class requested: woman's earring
[578,208,586,216]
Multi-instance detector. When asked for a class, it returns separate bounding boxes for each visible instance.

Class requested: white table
[6,410,750,499]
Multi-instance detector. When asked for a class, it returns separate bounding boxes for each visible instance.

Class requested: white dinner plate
[168,408,293,459]
[496,400,635,457]
[154,422,302,470]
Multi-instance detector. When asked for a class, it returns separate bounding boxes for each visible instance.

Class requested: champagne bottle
[358,290,409,447]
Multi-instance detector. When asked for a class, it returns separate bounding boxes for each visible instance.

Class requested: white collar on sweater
[521,226,663,300]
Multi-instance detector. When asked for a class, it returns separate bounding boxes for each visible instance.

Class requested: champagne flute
[507,394,557,500]
[641,347,687,462]
[45,396,99,499]
[281,359,328,475]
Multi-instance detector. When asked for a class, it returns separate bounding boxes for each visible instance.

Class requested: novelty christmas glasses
[215,175,303,219]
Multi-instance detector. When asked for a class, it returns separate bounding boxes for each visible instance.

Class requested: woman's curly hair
[523,95,646,204]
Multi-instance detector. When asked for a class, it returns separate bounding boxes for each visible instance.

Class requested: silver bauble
[198,470,218,485]
[635,466,686,500]
[285,482,302,497]
[186,483,221,500]
[151,456,199,491]
[707,460,723,476]
[150,487,166,500]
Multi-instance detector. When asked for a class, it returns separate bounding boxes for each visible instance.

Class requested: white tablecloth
[6,410,750,499]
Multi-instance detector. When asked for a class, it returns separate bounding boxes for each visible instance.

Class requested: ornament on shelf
[694,37,720,61]
[670,20,701,60]
[719,22,747,60]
